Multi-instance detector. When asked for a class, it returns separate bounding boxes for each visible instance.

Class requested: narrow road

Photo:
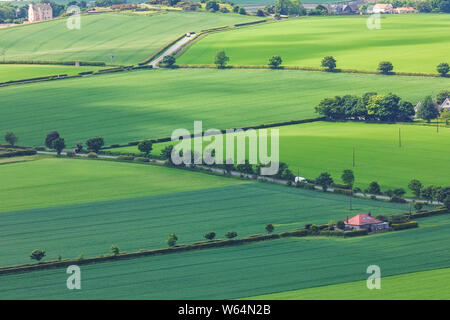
[149,33,197,68]
[37,151,442,205]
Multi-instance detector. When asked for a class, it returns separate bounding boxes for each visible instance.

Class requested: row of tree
[315,92,416,122]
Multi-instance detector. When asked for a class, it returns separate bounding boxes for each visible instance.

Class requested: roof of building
[345,214,384,226]
[373,3,393,9]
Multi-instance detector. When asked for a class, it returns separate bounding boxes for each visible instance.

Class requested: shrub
[265,223,274,234]
[66,151,76,157]
[414,202,424,212]
[117,155,134,161]
[368,181,381,195]
[138,140,153,156]
[336,220,345,230]
[444,196,450,210]
[111,245,120,256]
[52,137,66,155]
[87,152,98,158]
[204,232,216,241]
[391,221,419,231]
[135,157,150,162]
[30,249,46,262]
[167,233,178,247]
[45,131,60,149]
[225,231,238,239]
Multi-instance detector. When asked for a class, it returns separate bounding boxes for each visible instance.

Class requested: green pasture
[0,64,105,82]
[114,121,450,193]
[246,267,450,299]
[0,157,245,213]
[0,170,408,266]
[1,68,448,147]
[0,12,260,65]
[178,14,450,73]
[1,215,449,299]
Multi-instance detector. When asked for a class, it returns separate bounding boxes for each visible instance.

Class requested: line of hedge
[409,207,449,219]
[234,20,267,27]
[103,117,325,150]
[0,149,36,158]
[0,60,106,66]
[177,64,443,78]
[391,221,419,231]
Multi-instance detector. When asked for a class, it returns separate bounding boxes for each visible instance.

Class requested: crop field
[1,215,449,299]
[0,165,409,266]
[246,267,450,300]
[0,12,260,65]
[0,64,105,82]
[1,68,449,147]
[115,121,450,193]
[178,14,450,73]
[0,156,246,213]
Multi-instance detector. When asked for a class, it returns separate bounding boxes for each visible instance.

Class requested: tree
[316,172,333,192]
[341,169,354,187]
[236,160,254,175]
[368,181,381,195]
[4,132,18,146]
[265,223,274,233]
[205,0,219,11]
[398,100,415,121]
[393,188,406,198]
[421,185,435,203]
[417,96,439,123]
[52,137,65,155]
[138,140,153,157]
[239,7,247,14]
[86,137,104,153]
[167,233,178,247]
[110,245,120,256]
[378,61,393,74]
[436,90,450,104]
[321,56,336,71]
[204,232,216,241]
[214,50,229,68]
[45,131,60,149]
[336,220,345,230]
[226,231,238,239]
[408,179,422,198]
[444,195,450,210]
[437,62,449,77]
[30,249,46,262]
[268,56,282,69]
[232,5,240,12]
[161,54,176,67]
[256,9,265,16]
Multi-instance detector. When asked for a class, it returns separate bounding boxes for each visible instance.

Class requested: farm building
[28,3,53,23]
[393,7,416,14]
[441,98,450,111]
[371,4,394,13]
[345,213,389,232]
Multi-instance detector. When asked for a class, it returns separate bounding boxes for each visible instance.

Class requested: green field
[0,160,409,266]
[246,267,450,299]
[114,121,450,193]
[0,156,245,213]
[0,12,260,65]
[1,68,449,147]
[1,215,449,299]
[0,64,106,82]
[178,14,450,73]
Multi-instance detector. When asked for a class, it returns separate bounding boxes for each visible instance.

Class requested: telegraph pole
[352,147,355,168]
[398,128,402,148]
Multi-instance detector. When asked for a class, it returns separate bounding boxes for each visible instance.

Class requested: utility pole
[437,117,439,133]
[398,128,402,148]
[110,53,114,65]
[352,147,355,168]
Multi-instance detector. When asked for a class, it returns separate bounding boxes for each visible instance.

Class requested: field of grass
[0,64,106,82]
[1,68,449,147]
[0,170,409,266]
[178,14,450,73]
[0,12,260,65]
[0,156,246,213]
[115,121,450,193]
[246,267,450,299]
[1,215,449,299]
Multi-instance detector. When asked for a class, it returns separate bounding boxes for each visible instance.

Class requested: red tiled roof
[345,214,383,226]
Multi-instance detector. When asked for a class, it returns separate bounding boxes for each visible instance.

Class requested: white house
[440,98,450,111]
[372,3,393,13]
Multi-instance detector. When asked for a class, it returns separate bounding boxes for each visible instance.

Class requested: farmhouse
[344,213,389,232]
[28,3,53,23]
[372,4,394,13]
[440,98,450,111]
